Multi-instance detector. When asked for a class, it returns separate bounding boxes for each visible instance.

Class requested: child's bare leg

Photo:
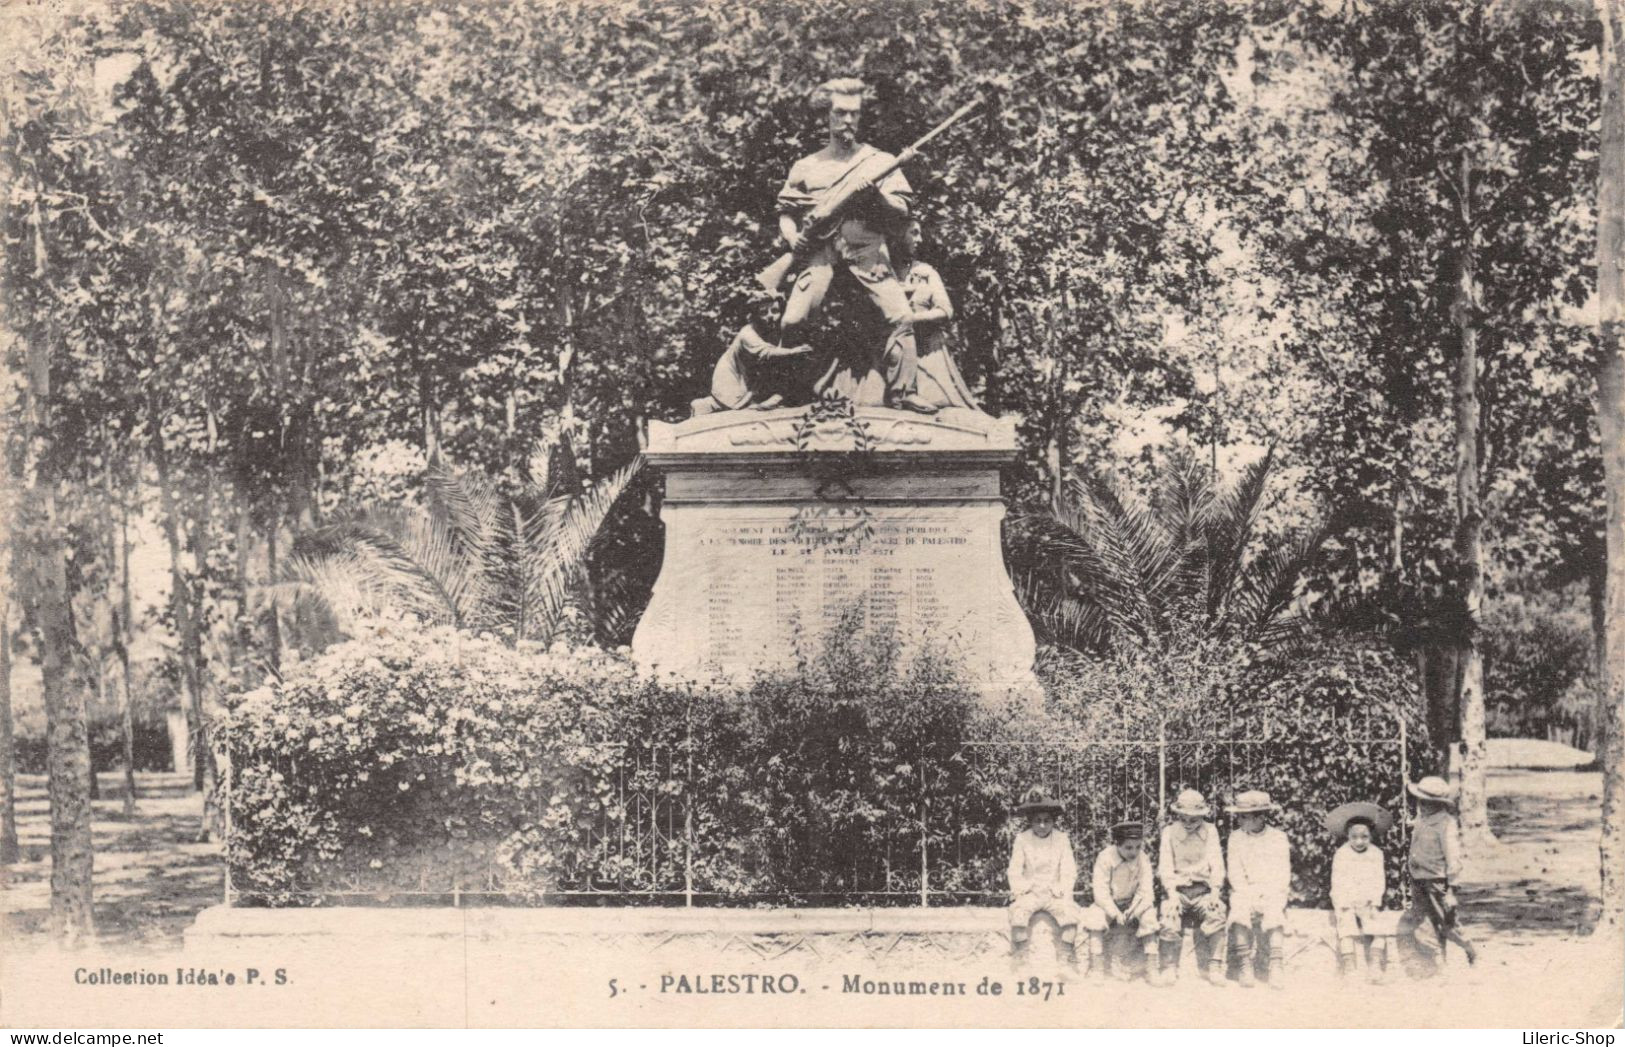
[1197,905,1229,987]
[1156,897,1185,982]
[1230,923,1256,987]
[1370,937,1391,983]
[1057,923,1081,970]
[1009,908,1032,964]
[1263,926,1285,989]
[1441,914,1478,965]
[1157,918,1184,984]
[1337,935,1359,978]
[1141,936,1160,983]
[1087,930,1107,979]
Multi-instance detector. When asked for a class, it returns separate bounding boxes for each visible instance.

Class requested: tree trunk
[1419,645,1457,774]
[1450,150,1492,849]
[151,437,209,797]
[116,501,137,816]
[86,678,101,803]
[1046,431,1064,514]
[422,394,440,461]
[1594,0,1625,934]
[1045,361,1070,514]
[103,460,136,816]
[22,306,95,940]
[1391,482,1407,573]
[0,603,19,864]
[264,513,284,673]
[190,430,221,840]
[505,388,519,479]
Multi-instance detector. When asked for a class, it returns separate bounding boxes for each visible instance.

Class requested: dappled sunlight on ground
[1465,769,1604,939]
[2,772,222,951]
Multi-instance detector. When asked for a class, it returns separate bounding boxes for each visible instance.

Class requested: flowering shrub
[222,623,1018,905]
[223,628,635,904]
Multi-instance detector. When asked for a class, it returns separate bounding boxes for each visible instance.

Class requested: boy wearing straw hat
[1225,790,1292,989]
[1326,800,1399,982]
[1008,786,1085,970]
[1397,776,1479,970]
[1156,789,1229,987]
[1083,820,1162,984]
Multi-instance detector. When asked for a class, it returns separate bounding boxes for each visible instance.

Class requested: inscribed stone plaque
[631,407,1036,695]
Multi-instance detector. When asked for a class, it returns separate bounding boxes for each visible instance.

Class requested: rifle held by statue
[755,97,983,292]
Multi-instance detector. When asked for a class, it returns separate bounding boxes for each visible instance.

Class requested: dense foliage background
[1,0,1612,928]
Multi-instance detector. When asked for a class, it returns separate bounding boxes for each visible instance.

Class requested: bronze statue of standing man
[773,78,938,414]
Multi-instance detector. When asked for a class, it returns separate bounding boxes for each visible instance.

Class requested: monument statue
[638,79,1038,696]
[767,77,939,415]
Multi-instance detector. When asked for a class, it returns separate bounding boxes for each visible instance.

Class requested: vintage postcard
[2,0,1622,1030]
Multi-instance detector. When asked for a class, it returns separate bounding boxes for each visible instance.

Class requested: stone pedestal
[631,405,1036,696]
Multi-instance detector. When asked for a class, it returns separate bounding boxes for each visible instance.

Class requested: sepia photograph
[1,0,1622,1030]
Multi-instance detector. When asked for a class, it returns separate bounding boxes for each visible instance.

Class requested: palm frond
[1011,505,1124,641]
[397,510,489,628]
[1079,473,1179,641]
[592,569,650,648]
[520,461,642,642]
[487,497,552,642]
[269,546,404,637]
[1205,446,1276,623]
[1153,452,1215,607]
[1154,451,1217,549]
[523,445,552,499]
[1013,566,1112,654]
[1233,508,1338,648]
[255,576,363,631]
[423,462,501,576]
[290,520,456,623]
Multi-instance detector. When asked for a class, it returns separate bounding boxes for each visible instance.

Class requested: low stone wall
[187,905,1348,975]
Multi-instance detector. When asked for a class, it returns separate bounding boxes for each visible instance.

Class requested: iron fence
[225,712,1412,909]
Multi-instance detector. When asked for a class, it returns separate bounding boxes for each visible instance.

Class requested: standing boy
[1398,776,1479,971]
[1085,820,1162,983]
[1008,786,1084,970]
[1157,789,1229,987]
[1225,790,1292,989]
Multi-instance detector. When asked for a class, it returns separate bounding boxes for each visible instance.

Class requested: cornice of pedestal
[644,406,1019,469]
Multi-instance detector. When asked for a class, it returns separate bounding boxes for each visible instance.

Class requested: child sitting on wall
[1157,789,1230,987]
[1083,820,1162,984]
[1224,790,1292,989]
[1326,800,1399,983]
[1007,786,1084,972]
